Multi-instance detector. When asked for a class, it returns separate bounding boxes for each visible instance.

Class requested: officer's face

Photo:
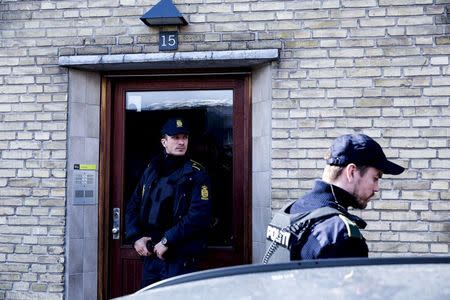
[161,134,189,156]
[351,166,381,209]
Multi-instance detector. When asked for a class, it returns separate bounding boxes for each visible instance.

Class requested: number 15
[161,34,176,47]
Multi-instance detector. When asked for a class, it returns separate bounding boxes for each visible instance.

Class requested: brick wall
[268,0,450,259]
[1,0,449,298]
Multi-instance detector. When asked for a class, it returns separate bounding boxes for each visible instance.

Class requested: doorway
[102,74,252,298]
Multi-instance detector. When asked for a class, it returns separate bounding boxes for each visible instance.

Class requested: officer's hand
[154,242,168,260]
[134,237,152,256]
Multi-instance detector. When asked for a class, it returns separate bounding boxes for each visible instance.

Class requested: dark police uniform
[290,180,368,259]
[125,153,211,287]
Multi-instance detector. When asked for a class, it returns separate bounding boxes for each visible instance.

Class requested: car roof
[117,257,450,300]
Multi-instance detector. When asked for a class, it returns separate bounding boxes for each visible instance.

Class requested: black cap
[326,134,405,175]
[160,118,189,136]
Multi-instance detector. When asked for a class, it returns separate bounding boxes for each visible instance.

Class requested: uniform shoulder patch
[190,159,205,171]
[200,185,209,200]
[338,215,362,239]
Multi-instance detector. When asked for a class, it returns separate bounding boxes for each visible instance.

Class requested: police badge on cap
[160,118,190,136]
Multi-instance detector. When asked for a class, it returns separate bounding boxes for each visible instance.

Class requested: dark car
[116,257,450,300]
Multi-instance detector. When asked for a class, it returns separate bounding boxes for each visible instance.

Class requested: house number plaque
[159,31,178,51]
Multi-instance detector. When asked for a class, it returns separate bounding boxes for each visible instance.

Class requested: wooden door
[101,74,252,298]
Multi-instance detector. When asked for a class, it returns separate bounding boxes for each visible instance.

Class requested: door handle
[112,208,120,240]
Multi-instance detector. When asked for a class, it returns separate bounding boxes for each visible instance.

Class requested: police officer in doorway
[125,118,211,287]
[290,134,405,260]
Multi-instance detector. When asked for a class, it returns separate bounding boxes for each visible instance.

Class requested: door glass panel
[126,90,233,111]
[124,90,233,247]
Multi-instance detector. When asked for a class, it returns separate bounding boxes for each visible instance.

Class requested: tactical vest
[263,202,347,264]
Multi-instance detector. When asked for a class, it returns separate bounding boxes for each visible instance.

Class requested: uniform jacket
[125,154,211,259]
[290,180,368,260]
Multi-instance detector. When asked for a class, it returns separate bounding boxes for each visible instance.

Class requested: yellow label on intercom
[75,164,97,170]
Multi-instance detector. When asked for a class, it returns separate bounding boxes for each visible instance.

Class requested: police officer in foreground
[125,118,211,287]
[290,134,405,259]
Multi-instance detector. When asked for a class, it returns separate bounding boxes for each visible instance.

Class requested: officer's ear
[345,163,358,182]
[161,136,167,147]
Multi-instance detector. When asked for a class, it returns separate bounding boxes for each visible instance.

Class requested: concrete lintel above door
[58,49,279,71]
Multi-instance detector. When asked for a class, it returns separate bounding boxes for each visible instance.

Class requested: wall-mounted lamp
[140,0,188,27]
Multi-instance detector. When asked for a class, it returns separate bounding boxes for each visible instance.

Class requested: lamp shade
[140,0,188,26]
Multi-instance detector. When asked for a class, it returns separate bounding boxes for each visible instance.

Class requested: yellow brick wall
[1,0,449,298]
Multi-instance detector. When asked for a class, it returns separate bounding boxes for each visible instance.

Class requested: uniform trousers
[141,256,197,288]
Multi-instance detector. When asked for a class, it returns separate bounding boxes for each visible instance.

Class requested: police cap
[160,118,189,136]
[326,134,405,175]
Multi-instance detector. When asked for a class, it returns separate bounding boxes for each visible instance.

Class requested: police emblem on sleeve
[200,185,209,200]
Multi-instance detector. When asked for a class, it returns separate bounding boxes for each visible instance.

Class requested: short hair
[322,164,370,182]
[322,165,344,182]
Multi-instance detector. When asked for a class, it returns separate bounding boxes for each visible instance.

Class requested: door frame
[98,71,252,299]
